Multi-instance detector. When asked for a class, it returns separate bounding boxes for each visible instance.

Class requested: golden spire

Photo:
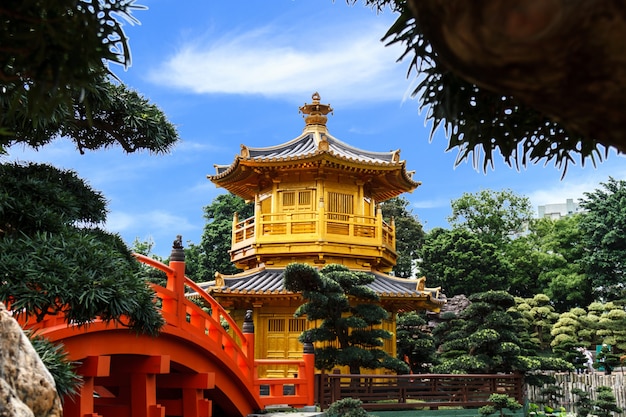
[299,92,333,127]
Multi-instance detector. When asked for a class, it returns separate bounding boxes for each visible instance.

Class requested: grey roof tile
[209,268,442,301]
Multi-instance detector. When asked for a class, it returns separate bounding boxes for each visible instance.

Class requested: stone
[0,303,63,417]
[427,294,471,328]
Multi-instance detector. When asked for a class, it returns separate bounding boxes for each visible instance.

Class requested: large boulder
[0,303,63,417]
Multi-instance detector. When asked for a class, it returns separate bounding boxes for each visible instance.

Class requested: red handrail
[133,253,316,408]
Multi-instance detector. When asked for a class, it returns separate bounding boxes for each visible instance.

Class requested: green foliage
[132,237,168,287]
[366,0,601,172]
[593,386,623,417]
[1,1,178,155]
[187,194,254,282]
[594,345,621,375]
[432,290,571,377]
[535,384,565,413]
[572,388,593,417]
[449,189,533,246]
[29,334,81,400]
[420,228,510,296]
[0,162,164,334]
[526,402,566,417]
[579,177,626,301]
[550,307,595,351]
[514,294,559,351]
[1,1,179,400]
[550,340,589,373]
[0,162,107,234]
[326,397,372,417]
[380,196,425,278]
[573,387,623,417]
[396,311,437,373]
[591,301,626,352]
[506,216,590,309]
[284,263,409,374]
[478,393,522,417]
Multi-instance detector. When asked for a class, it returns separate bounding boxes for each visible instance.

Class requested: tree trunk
[408,0,626,152]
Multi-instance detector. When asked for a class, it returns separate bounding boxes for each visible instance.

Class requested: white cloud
[411,198,450,209]
[147,20,412,105]
[525,162,626,214]
[106,210,196,234]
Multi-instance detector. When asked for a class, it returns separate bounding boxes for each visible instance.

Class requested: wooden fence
[526,371,626,414]
[317,373,524,411]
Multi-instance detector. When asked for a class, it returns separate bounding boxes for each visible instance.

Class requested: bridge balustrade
[136,252,316,409]
[14,248,316,417]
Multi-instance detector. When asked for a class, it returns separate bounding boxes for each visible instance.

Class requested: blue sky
[6,1,626,258]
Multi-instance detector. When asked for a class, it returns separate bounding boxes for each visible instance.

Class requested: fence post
[169,235,186,326]
[331,369,341,408]
[303,336,315,406]
[242,310,255,372]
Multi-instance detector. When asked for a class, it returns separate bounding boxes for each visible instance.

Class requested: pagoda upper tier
[208,93,422,272]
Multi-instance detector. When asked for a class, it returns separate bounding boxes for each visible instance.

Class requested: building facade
[538,198,582,219]
[201,93,445,376]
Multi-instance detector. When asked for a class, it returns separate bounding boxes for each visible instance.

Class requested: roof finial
[299,92,333,127]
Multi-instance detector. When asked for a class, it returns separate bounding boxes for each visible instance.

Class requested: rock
[0,303,63,417]
[440,294,471,315]
[427,294,471,328]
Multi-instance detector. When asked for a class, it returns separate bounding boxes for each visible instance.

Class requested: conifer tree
[283,263,409,374]
[396,311,437,373]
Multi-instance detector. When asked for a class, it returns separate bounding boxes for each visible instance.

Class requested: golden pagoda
[203,93,444,375]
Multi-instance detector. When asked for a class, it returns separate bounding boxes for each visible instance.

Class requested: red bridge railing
[134,252,316,410]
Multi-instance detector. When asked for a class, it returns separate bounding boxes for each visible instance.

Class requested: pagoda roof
[197,265,445,312]
[208,93,421,202]
[213,130,405,175]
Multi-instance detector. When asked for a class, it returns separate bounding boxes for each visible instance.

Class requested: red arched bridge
[22,248,315,417]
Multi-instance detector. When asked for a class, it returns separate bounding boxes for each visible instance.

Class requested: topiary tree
[283,263,409,374]
[573,387,623,417]
[478,393,522,417]
[433,290,535,374]
[594,345,621,375]
[396,311,437,373]
[551,307,596,353]
[593,386,623,417]
[433,290,573,384]
[514,294,559,352]
[326,397,372,417]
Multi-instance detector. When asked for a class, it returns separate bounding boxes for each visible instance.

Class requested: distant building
[537,198,581,219]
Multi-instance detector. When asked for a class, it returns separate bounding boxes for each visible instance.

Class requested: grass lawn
[370,408,524,417]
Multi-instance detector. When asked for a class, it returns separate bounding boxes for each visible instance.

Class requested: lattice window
[288,319,306,333]
[327,192,353,221]
[298,191,311,206]
[268,319,285,332]
[282,192,295,208]
[280,190,313,212]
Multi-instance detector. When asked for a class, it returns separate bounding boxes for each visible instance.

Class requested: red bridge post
[242,309,255,372]
[168,235,186,325]
[303,336,315,406]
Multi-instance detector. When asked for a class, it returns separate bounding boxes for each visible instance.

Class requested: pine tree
[284,263,409,374]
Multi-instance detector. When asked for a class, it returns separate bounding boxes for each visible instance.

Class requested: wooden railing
[317,373,525,411]
[231,212,395,250]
